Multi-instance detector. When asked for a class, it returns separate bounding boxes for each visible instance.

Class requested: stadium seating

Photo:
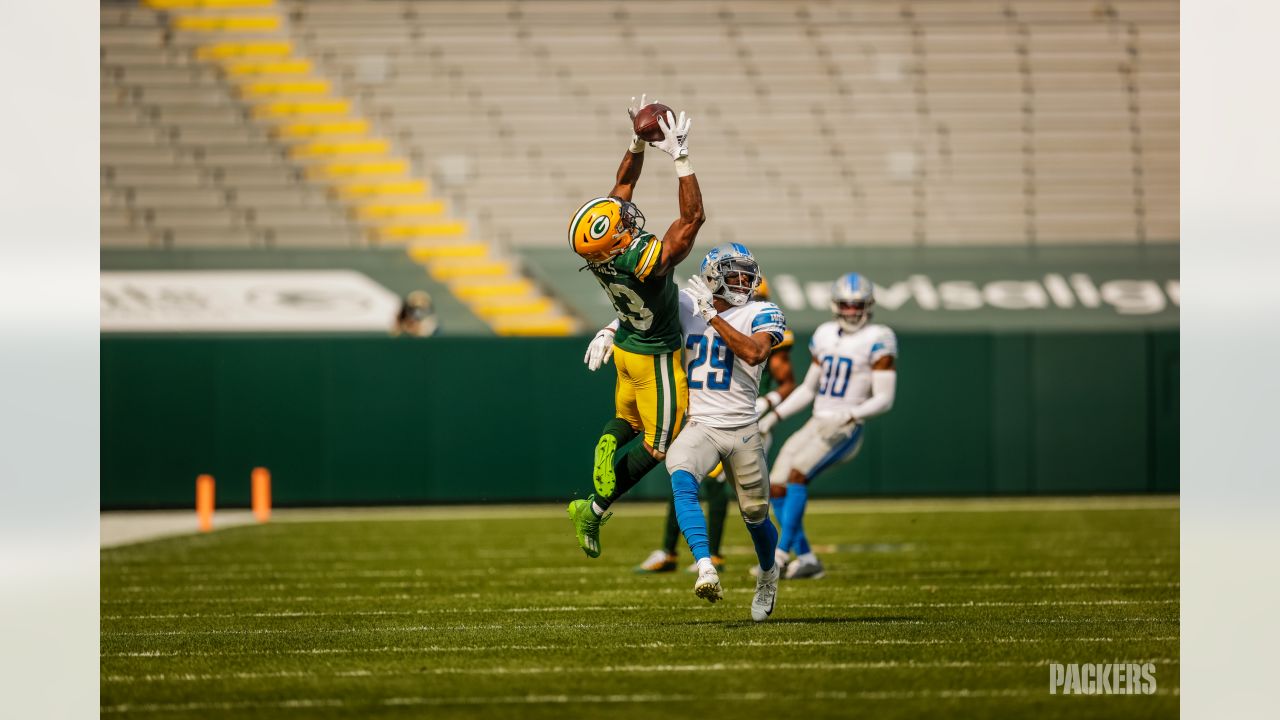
[278,0,1176,248]
[102,0,1176,328]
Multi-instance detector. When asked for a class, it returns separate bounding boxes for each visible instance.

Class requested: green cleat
[592,434,618,498]
[567,496,611,558]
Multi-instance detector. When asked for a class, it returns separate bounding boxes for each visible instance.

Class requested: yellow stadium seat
[173,16,281,32]
[147,0,274,8]
[427,259,511,280]
[357,201,446,220]
[489,316,578,337]
[378,222,468,241]
[450,279,533,299]
[471,298,555,318]
[273,120,370,139]
[335,180,428,198]
[223,60,313,76]
[407,243,488,262]
[307,160,408,180]
[290,140,390,159]
[239,80,331,98]
[196,42,292,60]
[252,100,351,118]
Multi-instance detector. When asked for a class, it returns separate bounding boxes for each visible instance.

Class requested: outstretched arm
[645,111,704,276]
[610,95,653,202]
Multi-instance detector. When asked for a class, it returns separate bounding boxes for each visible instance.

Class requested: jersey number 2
[687,335,733,391]
[605,283,654,331]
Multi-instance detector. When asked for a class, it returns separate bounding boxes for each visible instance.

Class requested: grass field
[101,497,1179,719]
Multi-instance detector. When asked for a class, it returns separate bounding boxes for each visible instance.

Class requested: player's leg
[665,423,726,603]
[598,349,687,511]
[702,473,729,570]
[765,423,821,570]
[784,421,866,579]
[724,433,780,622]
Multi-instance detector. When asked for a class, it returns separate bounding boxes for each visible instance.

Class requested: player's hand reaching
[758,408,780,435]
[686,275,718,321]
[584,327,615,371]
[626,94,651,153]
[626,94,652,123]
[651,110,691,160]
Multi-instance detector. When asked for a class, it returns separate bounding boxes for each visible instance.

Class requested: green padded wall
[101,331,1178,508]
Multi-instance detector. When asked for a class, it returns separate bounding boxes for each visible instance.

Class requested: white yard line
[100,686,1180,712]
[101,496,1177,548]
[99,582,1179,607]
[102,598,1177,622]
[102,636,1181,658]
[102,658,1182,683]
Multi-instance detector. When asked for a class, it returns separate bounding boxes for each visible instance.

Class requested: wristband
[673,155,694,177]
[763,390,782,410]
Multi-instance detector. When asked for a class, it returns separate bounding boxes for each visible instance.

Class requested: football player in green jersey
[567,96,707,559]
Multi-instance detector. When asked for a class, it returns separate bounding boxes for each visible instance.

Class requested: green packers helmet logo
[589,215,611,240]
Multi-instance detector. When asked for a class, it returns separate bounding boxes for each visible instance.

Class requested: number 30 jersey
[590,231,683,354]
[678,291,788,428]
[807,320,899,420]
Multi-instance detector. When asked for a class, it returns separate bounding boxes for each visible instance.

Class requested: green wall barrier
[101,331,1178,509]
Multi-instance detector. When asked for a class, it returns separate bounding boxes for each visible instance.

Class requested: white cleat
[785,556,826,580]
[751,561,780,622]
[693,567,724,604]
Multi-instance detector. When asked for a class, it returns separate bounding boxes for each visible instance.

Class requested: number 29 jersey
[590,231,683,354]
[808,320,899,420]
[678,292,788,428]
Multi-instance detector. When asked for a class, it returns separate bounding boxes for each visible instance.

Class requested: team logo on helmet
[568,197,645,264]
[700,242,761,307]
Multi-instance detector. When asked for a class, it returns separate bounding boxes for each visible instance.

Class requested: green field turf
[101,497,1179,719]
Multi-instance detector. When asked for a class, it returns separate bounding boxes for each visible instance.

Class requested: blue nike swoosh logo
[742,434,754,443]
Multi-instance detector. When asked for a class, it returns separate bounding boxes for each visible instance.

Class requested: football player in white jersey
[758,272,898,580]
[585,243,789,621]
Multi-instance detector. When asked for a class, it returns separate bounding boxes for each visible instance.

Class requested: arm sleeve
[771,360,820,421]
[750,303,787,347]
[847,370,896,420]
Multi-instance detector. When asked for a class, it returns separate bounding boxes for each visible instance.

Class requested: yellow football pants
[613,345,688,454]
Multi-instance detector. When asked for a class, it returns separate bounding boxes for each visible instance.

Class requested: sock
[597,444,660,510]
[671,470,710,561]
[777,482,809,554]
[702,480,729,557]
[794,528,811,556]
[591,500,607,517]
[745,517,779,572]
[661,496,681,555]
[602,417,637,446]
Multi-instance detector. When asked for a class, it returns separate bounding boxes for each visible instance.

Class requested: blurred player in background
[566,96,705,559]
[757,272,898,579]
[588,244,789,620]
[613,275,795,575]
[390,290,439,337]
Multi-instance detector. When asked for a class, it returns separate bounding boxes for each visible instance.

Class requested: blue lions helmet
[700,242,761,307]
[831,272,875,331]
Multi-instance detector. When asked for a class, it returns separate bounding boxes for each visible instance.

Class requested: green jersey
[590,232,682,354]
[759,329,796,394]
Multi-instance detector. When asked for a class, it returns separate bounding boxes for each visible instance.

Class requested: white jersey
[807,320,898,420]
[677,291,787,428]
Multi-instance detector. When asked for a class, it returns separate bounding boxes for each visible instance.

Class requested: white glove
[626,94,652,153]
[685,275,717,322]
[753,396,770,417]
[584,328,615,371]
[650,110,691,160]
[758,409,779,435]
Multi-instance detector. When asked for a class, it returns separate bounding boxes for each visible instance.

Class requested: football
[633,102,674,142]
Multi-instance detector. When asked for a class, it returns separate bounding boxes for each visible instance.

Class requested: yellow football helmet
[755,274,771,301]
[568,196,645,263]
